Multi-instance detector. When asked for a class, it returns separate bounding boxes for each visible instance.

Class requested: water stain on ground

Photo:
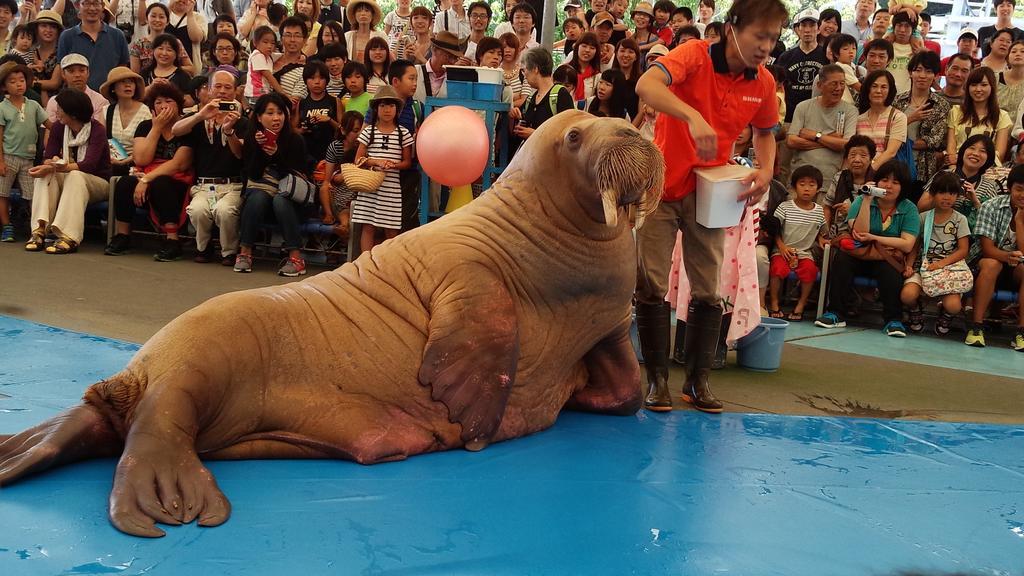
[793,394,937,420]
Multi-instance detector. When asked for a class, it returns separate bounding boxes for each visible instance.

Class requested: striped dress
[351,124,413,229]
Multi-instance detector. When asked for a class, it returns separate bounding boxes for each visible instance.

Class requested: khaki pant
[30,170,109,242]
[186,183,243,256]
[636,193,725,306]
[776,122,794,187]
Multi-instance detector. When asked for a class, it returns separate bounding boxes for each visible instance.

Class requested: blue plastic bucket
[735,317,789,372]
[446,80,474,99]
[473,83,503,101]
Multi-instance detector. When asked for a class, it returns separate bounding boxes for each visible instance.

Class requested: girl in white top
[345,0,388,63]
[384,0,413,55]
[363,36,391,95]
[499,32,531,110]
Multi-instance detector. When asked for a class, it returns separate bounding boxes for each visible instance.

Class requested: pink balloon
[415,106,490,187]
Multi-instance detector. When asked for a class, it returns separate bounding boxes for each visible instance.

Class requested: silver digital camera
[859,185,887,198]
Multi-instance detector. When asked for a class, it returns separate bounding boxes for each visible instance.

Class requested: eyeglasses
[282,33,305,39]
[216,46,235,52]
[470,13,489,19]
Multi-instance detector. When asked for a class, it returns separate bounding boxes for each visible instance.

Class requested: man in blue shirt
[56,0,129,91]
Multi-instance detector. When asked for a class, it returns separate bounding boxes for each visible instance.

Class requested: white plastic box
[444,65,503,85]
[694,164,752,228]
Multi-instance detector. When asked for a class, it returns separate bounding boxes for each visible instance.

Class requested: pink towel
[665,207,762,346]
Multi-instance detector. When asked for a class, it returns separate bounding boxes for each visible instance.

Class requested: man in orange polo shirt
[635,0,786,414]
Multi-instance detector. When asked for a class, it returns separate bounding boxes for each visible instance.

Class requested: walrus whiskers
[597,137,664,230]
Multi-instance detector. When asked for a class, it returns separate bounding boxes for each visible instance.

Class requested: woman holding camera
[918,134,1001,231]
[816,160,921,337]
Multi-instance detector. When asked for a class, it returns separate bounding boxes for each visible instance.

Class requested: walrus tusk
[633,200,646,230]
[601,189,618,227]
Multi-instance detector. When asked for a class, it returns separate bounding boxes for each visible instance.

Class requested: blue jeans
[239,187,302,250]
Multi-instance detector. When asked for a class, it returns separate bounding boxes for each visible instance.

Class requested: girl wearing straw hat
[27,9,63,103]
[351,86,412,252]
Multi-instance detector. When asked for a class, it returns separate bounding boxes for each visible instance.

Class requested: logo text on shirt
[742,96,762,104]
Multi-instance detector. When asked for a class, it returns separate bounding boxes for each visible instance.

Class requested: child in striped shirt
[768,165,827,321]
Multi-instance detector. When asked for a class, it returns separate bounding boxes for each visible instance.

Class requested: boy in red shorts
[768,165,826,321]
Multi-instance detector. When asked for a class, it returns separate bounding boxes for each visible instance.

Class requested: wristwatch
[814,131,823,142]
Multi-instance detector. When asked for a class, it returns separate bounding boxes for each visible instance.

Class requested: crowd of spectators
[0,0,1021,350]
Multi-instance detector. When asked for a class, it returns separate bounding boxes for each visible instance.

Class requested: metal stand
[419,97,510,226]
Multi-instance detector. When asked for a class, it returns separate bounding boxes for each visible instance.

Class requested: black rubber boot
[672,319,686,366]
[711,313,731,370]
[680,302,724,414]
[636,301,672,412]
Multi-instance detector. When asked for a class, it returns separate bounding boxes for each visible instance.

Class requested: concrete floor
[2,240,1022,425]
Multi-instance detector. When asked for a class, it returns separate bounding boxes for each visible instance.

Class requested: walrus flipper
[418,264,519,451]
[566,318,643,416]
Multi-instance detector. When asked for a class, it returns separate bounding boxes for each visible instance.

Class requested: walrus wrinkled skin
[0,111,664,537]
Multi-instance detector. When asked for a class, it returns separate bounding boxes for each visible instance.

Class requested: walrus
[0,111,664,537]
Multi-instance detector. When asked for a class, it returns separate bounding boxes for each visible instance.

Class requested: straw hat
[430,31,465,58]
[29,10,63,32]
[99,66,145,101]
[631,2,654,19]
[370,85,404,114]
[346,0,383,29]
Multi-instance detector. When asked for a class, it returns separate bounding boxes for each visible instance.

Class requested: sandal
[768,308,785,319]
[787,310,805,322]
[44,238,77,254]
[24,233,44,252]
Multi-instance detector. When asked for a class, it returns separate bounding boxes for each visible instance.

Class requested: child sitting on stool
[900,172,973,336]
[768,165,827,321]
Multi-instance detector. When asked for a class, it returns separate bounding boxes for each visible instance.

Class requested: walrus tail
[82,370,148,439]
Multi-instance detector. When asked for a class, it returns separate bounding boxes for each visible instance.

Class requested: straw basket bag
[340,157,385,193]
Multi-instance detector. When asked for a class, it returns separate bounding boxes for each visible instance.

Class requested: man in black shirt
[978,0,1023,56]
[775,8,828,125]
[775,8,827,182]
[172,68,248,265]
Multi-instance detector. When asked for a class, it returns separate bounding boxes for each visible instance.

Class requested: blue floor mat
[783,319,1024,380]
[1,316,1023,575]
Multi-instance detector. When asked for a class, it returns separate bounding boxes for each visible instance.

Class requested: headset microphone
[729,20,751,68]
